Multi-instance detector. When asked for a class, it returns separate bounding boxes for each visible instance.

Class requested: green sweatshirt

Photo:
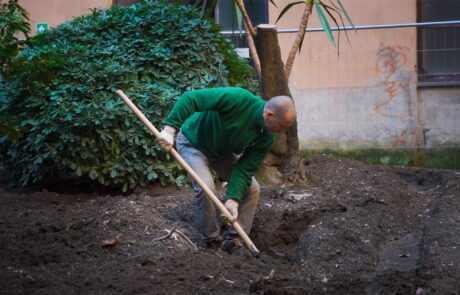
[164,87,275,201]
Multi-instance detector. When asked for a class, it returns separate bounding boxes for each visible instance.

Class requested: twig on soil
[152,224,179,242]
[7,267,34,281]
[175,229,198,251]
[151,225,198,251]
[251,269,275,286]
[264,269,275,281]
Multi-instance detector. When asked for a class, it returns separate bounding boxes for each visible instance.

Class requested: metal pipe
[220,20,460,35]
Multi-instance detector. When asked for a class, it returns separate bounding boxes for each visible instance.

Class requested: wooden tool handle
[116,90,260,255]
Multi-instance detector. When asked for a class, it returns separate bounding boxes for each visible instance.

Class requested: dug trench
[0,154,459,294]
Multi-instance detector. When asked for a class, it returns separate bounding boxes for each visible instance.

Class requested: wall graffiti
[394,128,416,146]
[376,44,416,146]
[376,44,411,120]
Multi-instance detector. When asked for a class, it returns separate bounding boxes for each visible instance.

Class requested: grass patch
[302,147,460,170]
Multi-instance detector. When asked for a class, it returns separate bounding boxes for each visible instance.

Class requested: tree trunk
[254,25,306,186]
[284,2,313,80]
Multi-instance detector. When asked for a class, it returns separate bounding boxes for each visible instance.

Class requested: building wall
[19,0,112,35]
[419,88,460,147]
[17,0,460,150]
[269,0,435,149]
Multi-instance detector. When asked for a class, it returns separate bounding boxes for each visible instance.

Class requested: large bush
[0,0,259,190]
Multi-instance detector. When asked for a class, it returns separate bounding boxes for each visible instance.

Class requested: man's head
[263,95,296,133]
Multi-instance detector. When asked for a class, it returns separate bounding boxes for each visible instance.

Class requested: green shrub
[0,0,30,79]
[0,0,30,142]
[0,0,259,190]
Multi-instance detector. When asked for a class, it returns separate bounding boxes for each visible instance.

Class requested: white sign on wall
[235,48,250,59]
[36,23,48,34]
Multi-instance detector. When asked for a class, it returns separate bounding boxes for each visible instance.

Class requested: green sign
[36,23,48,34]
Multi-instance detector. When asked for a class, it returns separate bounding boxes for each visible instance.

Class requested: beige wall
[270,0,417,90]
[267,0,429,149]
[419,88,460,147]
[19,0,112,35]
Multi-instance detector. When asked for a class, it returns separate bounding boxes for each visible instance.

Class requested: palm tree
[231,0,354,185]
[112,0,353,185]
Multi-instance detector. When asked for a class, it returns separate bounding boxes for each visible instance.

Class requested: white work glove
[224,199,239,223]
[156,125,176,151]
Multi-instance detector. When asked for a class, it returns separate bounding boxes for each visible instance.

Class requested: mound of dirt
[1,155,459,294]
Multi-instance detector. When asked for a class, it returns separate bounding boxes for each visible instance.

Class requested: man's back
[165,87,274,159]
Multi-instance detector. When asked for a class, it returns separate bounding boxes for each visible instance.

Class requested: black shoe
[206,237,223,249]
[220,237,244,254]
[196,236,222,250]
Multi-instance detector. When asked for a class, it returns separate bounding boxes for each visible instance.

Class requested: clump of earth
[1,154,459,294]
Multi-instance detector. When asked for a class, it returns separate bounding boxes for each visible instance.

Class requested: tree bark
[255,25,306,185]
[234,0,257,38]
[245,26,262,81]
[284,2,313,80]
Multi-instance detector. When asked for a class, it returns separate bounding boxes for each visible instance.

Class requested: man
[156,87,296,252]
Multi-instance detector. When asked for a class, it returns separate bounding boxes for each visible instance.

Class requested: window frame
[417,0,460,87]
[215,0,269,48]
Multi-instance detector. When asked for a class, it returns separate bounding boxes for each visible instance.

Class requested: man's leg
[175,132,221,242]
[237,177,260,234]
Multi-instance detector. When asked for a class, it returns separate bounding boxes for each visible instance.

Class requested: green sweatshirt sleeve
[163,88,245,129]
[226,133,275,201]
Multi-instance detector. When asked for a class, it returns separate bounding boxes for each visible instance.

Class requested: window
[215,0,269,48]
[112,0,140,7]
[417,0,460,86]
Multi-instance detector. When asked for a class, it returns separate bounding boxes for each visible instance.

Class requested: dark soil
[1,155,459,294]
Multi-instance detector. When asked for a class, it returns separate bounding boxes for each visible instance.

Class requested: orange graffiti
[394,129,416,146]
[375,44,410,120]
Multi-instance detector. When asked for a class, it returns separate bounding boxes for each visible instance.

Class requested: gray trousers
[175,131,260,241]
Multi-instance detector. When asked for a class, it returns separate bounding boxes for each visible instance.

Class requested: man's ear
[264,109,275,118]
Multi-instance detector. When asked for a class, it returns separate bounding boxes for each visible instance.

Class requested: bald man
[156,87,296,253]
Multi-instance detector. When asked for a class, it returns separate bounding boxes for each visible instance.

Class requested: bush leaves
[0,0,259,190]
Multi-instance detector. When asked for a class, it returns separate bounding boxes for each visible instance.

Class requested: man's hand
[224,199,239,223]
[156,125,176,151]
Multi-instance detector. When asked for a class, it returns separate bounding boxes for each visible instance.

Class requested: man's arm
[226,133,275,201]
